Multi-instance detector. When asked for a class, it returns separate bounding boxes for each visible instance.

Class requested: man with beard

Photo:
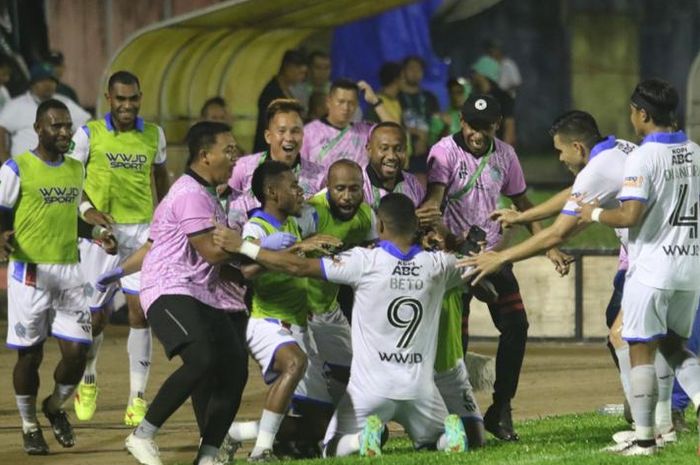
[0,100,90,455]
[240,161,340,461]
[68,71,170,427]
[301,79,389,174]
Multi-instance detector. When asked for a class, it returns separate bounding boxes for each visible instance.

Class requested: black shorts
[147,294,246,359]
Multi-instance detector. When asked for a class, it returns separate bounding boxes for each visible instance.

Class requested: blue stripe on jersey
[379,240,422,260]
[12,261,24,283]
[5,158,19,176]
[618,196,648,203]
[641,131,687,145]
[561,209,578,216]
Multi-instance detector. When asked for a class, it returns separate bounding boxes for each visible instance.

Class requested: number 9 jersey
[320,240,465,400]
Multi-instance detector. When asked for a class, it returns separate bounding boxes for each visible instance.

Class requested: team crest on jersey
[616,141,635,154]
[623,176,643,187]
[489,166,502,182]
[14,322,26,338]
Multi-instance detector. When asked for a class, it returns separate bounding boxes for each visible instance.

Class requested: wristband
[91,225,107,240]
[591,207,604,223]
[239,241,261,260]
[79,201,93,217]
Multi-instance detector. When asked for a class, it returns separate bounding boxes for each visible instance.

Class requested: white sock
[228,420,259,441]
[674,356,700,411]
[128,327,152,402]
[47,384,77,413]
[334,433,360,457]
[16,395,38,432]
[251,410,283,455]
[615,344,632,403]
[83,332,104,385]
[437,433,448,450]
[134,418,159,439]
[630,365,657,441]
[654,352,673,434]
[197,444,218,463]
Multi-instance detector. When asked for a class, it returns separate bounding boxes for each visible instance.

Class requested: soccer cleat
[612,430,635,444]
[247,449,279,462]
[613,429,677,448]
[126,432,163,465]
[124,397,149,427]
[42,396,75,447]
[443,414,468,453]
[22,427,49,455]
[484,402,519,441]
[612,441,657,456]
[74,382,99,421]
[359,415,383,457]
[215,434,242,464]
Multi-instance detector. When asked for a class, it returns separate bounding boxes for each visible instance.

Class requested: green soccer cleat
[359,415,383,457]
[74,382,98,421]
[443,414,468,453]
[124,397,148,427]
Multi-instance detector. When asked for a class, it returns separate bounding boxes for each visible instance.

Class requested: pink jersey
[362,165,425,209]
[301,119,373,173]
[140,172,245,313]
[428,134,527,248]
[227,190,261,231]
[228,151,324,197]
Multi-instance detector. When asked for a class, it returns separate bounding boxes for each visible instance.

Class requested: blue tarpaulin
[331,0,448,110]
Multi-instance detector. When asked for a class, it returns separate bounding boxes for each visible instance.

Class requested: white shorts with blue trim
[621,273,700,342]
[79,222,149,310]
[246,317,332,405]
[323,380,448,450]
[6,261,91,348]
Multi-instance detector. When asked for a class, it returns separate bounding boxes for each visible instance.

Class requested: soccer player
[116,121,248,465]
[418,93,565,441]
[301,78,390,173]
[213,193,470,456]
[576,79,700,456]
[0,99,90,455]
[240,160,340,461]
[228,99,324,201]
[68,70,170,426]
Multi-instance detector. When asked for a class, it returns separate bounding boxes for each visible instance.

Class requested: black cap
[460,94,502,125]
[29,62,57,84]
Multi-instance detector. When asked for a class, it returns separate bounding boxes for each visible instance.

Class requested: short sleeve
[154,126,167,164]
[439,252,465,291]
[618,150,650,202]
[171,190,217,236]
[242,221,267,241]
[501,150,527,196]
[320,247,366,286]
[67,126,90,165]
[427,142,453,185]
[0,160,20,209]
[561,165,602,215]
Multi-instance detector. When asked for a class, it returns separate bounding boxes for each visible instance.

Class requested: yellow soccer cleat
[73,382,98,421]
[124,397,148,427]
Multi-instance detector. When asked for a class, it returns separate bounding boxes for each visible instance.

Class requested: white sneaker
[612,430,635,444]
[657,429,677,448]
[126,433,163,465]
[602,440,634,453]
[619,443,657,456]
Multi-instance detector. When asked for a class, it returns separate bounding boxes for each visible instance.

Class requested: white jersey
[618,131,700,290]
[321,241,464,400]
[561,136,637,215]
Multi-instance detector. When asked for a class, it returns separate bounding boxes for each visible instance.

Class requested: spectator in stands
[200,96,233,126]
[307,91,327,122]
[292,50,332,113]
[0,62,89,161]
[0,54,12,111]
[429,77,470,145]
[46,50,80,104]
[485,40,522,98]
[399,55,439,174]
[471,56,516,146]
[253,50,307,152]
[367,61,402,124]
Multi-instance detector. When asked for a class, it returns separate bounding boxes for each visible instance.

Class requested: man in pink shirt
[362,122,425,209]
[100,122,253,465]
[301,78,390,173]
[419,94,547,442]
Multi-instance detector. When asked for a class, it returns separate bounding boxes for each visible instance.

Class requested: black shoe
[672,408,690,433]
[484,402,519,441]
[23,428,49,455]
[42,396,75,448]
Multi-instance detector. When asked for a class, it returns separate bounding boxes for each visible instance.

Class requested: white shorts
[246,317,332,405]
[621,273,700,342]
[434,359,482,421]
[6,261,91,348]
[79,223,149,310]
[308,305,352,369]
[323,380,448,448]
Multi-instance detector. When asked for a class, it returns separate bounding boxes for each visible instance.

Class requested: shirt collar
[365,164,404,190]
[378,240,422,260]
[321,117,349,131]
[105,112,145,132]
[250,209,283,229]
[641,130,688,145]
[184,167,217,196]
[589,135,617,160]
